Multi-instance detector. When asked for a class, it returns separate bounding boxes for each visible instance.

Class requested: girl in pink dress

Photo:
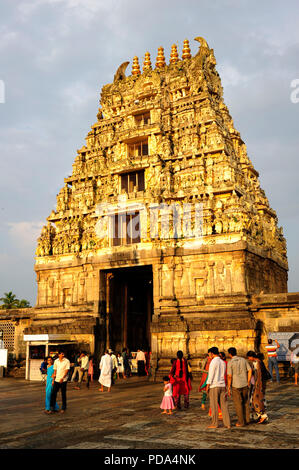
[160,376,175,415]
[87,356,94,389]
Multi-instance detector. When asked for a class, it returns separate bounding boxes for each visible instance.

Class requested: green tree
[0,292,31,309]
[17,299,31,308]
[0,291,19,309]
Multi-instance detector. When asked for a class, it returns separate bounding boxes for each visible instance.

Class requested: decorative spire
[143,52,152,71]
[132,56,141,75]
[169,44,179,64]
[182,39,191,60]
[155,46,166,68]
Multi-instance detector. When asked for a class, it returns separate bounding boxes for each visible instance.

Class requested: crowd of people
[159,338,290,428]
[41,347,151,414]
[41,337,297,426]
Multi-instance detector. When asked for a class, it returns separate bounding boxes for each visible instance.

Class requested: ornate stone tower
[34,37,288,375]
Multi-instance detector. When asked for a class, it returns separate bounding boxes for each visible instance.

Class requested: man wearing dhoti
[98,350,113,392]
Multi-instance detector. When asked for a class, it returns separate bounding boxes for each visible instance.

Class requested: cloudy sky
[0,0,298,305]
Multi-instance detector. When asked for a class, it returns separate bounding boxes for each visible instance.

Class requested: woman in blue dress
[44,357,59,414]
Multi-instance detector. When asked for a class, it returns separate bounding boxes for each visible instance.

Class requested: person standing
[290,349,299,386]
[74,351,89,390]
[98,350,113,392]
[227,347,252,427]
[170,350,192,409]
[206,347,231,429]
[160,376,175,415]
[246,351,268,424]
[87,355,95,388]
[116,353,124,379]
[122,348,131,378]
[136,349,146,376]
[219,352,228,385]
[40,357,47,383]
[70,351,81,383]
[109,349,118,384]
[265,339,280,384]
[50,350,70,414]
[44,357,59,414]
[198,352,212,410]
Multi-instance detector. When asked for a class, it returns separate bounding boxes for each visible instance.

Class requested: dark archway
[103,265,153,353]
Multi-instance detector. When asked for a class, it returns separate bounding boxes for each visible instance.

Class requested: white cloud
[60,81,97,111]
[35,46,64,68]
[0,29,19,50]
[18,0,117,23]
[6,221,44,255]
[217,63,253,88]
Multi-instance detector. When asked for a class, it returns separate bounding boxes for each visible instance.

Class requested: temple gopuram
[1,38,299,379]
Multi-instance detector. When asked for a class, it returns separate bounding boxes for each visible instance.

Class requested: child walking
[160,376,175,415]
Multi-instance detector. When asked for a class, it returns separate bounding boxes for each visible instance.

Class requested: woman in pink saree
[170,350,192,409]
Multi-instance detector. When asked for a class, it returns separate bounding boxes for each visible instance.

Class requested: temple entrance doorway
[104,265,153,353]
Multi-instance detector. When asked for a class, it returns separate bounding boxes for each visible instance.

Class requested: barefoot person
[44,357,59,414]
[98,350,113,392]
[160,376,175,415]
[206,347,231,429]
[50,350,70,414]
[246,351,268,424]
[227,347,252,427]
[170,350,192,409]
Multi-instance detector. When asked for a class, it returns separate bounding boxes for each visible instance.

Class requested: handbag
[261,362,271,381]
[265,369,272,381]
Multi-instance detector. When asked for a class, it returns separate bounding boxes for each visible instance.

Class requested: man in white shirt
[74,351,89,390]
[206,346,231,429]
[136,349,146,376]
[50,350,70,413]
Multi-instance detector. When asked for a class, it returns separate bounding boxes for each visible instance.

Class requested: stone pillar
[152,263,161,316]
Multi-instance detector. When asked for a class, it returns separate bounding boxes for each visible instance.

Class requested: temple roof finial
[143,52,152,71]
[170,44,179,64]
[132,56,141,76]
[155,46,166,68]
[182,39,191,60]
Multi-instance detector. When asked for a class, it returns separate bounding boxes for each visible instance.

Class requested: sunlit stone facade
[15,37,296,376]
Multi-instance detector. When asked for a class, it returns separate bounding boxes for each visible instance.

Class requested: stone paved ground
[0,376,298,449]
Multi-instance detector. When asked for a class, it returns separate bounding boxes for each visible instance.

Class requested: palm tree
[17,299,31,308]
[0,291,20,309]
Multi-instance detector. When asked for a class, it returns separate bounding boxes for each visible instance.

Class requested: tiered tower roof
[36,37,287,274]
